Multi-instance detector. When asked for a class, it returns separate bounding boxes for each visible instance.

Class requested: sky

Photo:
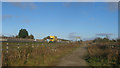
[2,2,118,40]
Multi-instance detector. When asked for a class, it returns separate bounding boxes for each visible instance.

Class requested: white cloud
[10,2,37,9]
[2,14,13,20]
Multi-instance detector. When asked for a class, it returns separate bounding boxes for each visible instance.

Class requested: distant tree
[47,36,50,39]
[117,39,120,42]
[44,36,51,39]
[16,35,19,38]
[80,40,83,42]
[103,38,109,42]
[18,29,29,38]
[93,37,102,43]
[43,36,48,40]
[29,34,34,39]
[26,36,30,39]
[111,39,117,42]
[93,37,110,43]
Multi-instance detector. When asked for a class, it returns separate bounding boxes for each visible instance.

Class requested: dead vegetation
[2,42,81,66]
[87,42,120,66]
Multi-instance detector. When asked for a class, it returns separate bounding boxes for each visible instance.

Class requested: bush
[93,38,110,43]
[87,43,120,66]
[117,39,120,42]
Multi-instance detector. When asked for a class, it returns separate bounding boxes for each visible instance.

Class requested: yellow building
[49,36,57,43]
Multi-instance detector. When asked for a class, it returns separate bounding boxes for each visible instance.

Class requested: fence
[2,42,81,66]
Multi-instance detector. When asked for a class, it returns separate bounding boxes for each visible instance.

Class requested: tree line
[93,37,120,43]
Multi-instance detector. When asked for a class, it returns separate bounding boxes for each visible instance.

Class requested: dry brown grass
[87,42,120,66]
[2,42,81,66]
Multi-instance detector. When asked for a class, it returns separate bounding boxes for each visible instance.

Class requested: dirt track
[56,44,88,66]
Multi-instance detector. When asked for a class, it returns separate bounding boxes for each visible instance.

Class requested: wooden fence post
[26,43,28,47]
[6,43,8,53]
[32,44,34,48]
[55,47,56,52]
[17,43,19,49]
[6,43,9,66]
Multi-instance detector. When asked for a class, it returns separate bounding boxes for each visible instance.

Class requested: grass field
[2,42,81,66]
[2,41,120,66]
